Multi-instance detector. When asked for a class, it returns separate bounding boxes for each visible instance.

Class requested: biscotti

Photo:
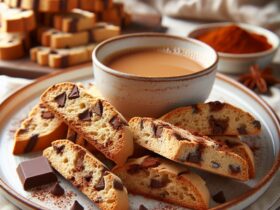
[0,33,27,60]
[160,101,261,136]
[40,82,133,165]
[113,155,210,210]
[43,140,129,210]
[54,9,96,33]
[13,103,68,154]
[129,117,250,181]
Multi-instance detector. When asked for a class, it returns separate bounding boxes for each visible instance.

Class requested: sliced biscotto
[212,136,255,178]
[13,103,68,155]
[43,140,128,210]
[113,155,210,210]
[129,117,250,181]
[160,101,261,136]
[40,82,133,166]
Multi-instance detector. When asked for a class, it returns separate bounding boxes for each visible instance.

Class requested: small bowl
[92,33,218,119]
[188,22,279,74]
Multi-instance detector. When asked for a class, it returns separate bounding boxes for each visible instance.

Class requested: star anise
[239,65,280,94]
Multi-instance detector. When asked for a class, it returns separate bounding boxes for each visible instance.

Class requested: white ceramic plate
[0,67,279,210]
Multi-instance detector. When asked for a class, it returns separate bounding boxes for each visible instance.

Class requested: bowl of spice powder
[188,22,279,74]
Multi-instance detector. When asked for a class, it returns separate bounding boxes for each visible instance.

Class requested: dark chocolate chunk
[16,156,57,190]
[39,103,46,108]
[84,173,92,182]
[94,176,105,191]
[50,183,65,196]
[224,140,240,148]
[92,100,103,117]
[127,164,142,174]
[41,111,54,119]
[177,170,189,176]
[212,191,226,203]
[191,104,201,114]
[252,120,261,129]
[154,125,163,138]
[208,101,225,112]
[75,150,85,171]
[78,109,92,121]
[173,132,188,141]
[211,161,220,168]
[68,132,78,143]
[113,179,124,191]
[150,179,167,188]
[24,134,39,153]
[237,124,248,135]
[53,145,65,155]
[141,157,160,168]
[68,85,80,99]
[70,200,84,210]
[139,204,148,210]
[140,119,145,130]
[209,116,229,135]
[94,196,103,203]
[229,164,241,174]
[54,92,66,108]
[109,116,127,130]
[187,143,204,164]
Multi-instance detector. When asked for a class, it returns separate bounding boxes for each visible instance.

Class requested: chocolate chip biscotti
[113,155,210,210]
[160,101,261,136]
[13,103,68,155]
[40,82,133,166]
[129,117,250,181]
[43,140,129,210]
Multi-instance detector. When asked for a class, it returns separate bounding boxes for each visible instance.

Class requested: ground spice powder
[196,25,272,54]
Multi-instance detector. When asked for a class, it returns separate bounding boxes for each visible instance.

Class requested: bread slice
[43,140,129,210]
[13,103,67,154]
[129,117,250,181]
[212,136,255,178]
[113,155,210,210]
[160,101,261,136]
[40,82,133,166]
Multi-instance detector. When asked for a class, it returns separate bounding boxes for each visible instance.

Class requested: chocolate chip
[113,179,124,191]
[39,104,46,108]
[212,191,226,203]
[50,183,64,196]
[70,200,84,210]
[75,150,85,171]
[139,204,148,210]
[173,132,188,141]
[150,179,167,188]
[229,164,241,174]
[177,170,189,176]
[68,85,80,99]
[237,124,247,135]
[154,125,163,138]
[208,101,225,112]
[24,134,39,153]
[209,116,229,135]
[92,100,103,117]
[41,111,54,119]
[78,109,92,121]
[140,119,145,130]
[252,120,261,129]
[109,116,127,130]
[141,157,160,168]
[8,39,13,43]
[191,104,201,114]
[94,196,103,203]
[211,161,220,168]
[224,140,240,148]
[53,145,65,155]
[127,164,142,174]
[54,92,66,108]
[187,143,204,164]
[94,177,105,191]
[84,173,92,182]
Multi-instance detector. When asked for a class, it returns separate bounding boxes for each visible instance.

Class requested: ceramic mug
[92,33,218,119]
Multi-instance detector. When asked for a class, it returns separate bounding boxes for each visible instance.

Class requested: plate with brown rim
[0,66,279,210]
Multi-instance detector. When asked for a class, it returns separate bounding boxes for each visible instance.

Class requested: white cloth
[0,75,280,210]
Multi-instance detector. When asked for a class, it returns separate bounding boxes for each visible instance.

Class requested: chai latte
[104,47,204,77]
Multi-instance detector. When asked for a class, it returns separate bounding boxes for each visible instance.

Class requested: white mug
[92,33,218,119]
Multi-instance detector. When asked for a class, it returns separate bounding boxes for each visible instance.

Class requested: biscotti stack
[0,0,131,65]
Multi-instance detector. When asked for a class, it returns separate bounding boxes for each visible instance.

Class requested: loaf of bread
[129,117,250,181]
[40,82,133,166]
[113,155,210,210]
[13,103,67,154]
[43,140,128,210]
[160,101,261,136]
